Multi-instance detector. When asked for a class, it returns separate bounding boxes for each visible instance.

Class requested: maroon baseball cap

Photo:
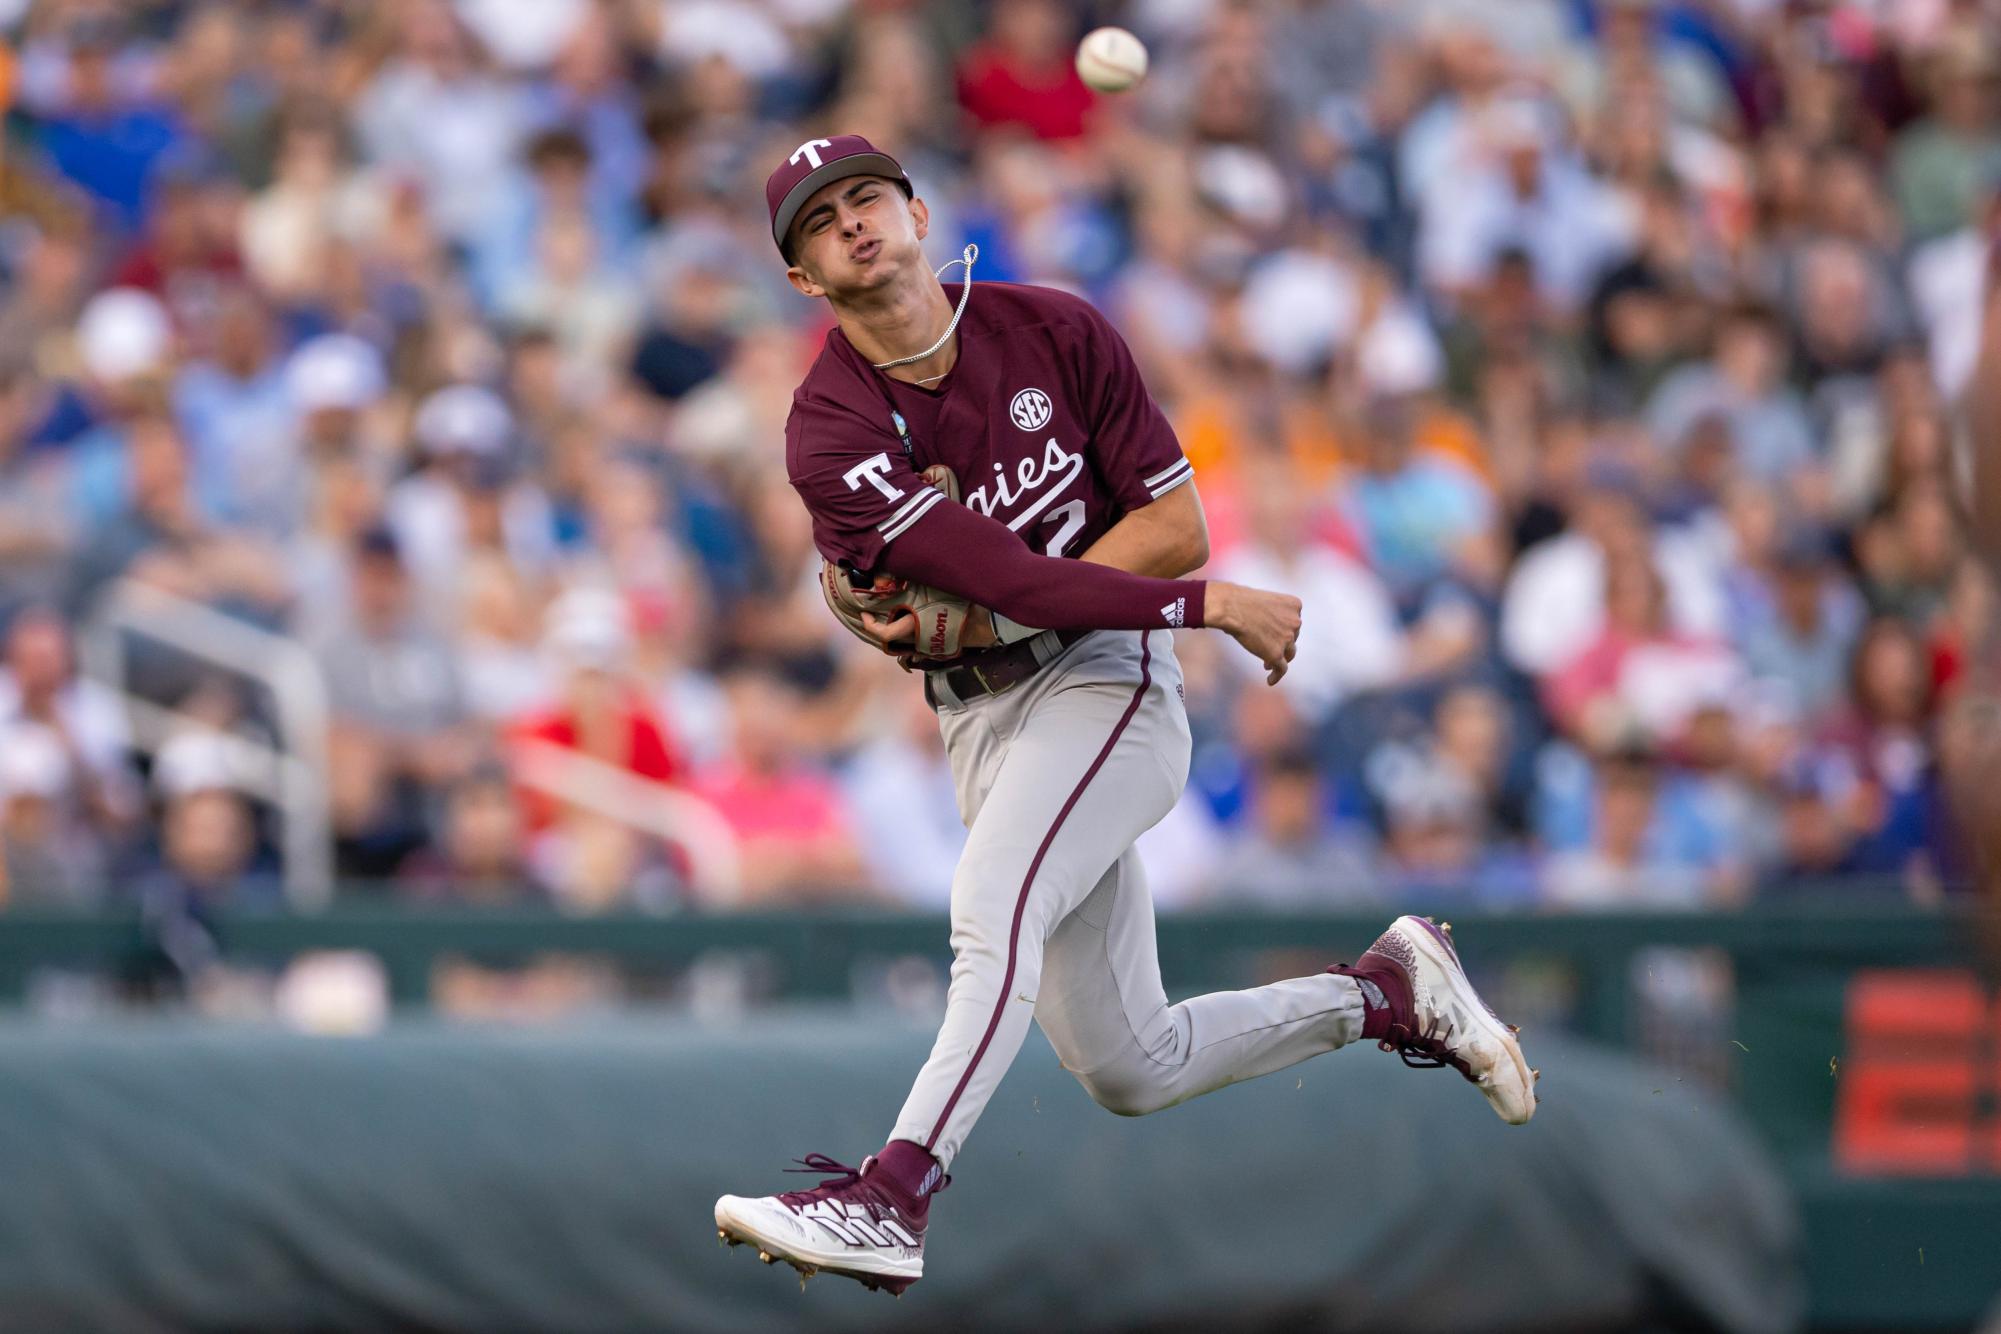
[765,134,913,256]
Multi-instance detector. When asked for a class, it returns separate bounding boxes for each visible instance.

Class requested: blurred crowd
[0,0,1996,919]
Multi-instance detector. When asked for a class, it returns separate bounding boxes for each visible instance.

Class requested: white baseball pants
[890,630,1367,1169]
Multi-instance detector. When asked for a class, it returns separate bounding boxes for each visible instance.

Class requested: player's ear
[786,262,825,300]
[909,195,930,241]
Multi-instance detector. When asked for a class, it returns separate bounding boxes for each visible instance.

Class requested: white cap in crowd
[76,288,172,384]
[0,722,70,803]
[413,384,513,457]
[1242,251,1360,377]
[286,334,387,414]
[153,732,249,800]
[543,586,633,671]
[454,0,588,69]
[1358,310,1446,398]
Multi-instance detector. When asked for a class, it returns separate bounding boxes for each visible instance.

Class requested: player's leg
[1040,851,1540,1123]
[884,666,1186,1165]
[1037,848,1368,1115]
[717,639,1185,1291]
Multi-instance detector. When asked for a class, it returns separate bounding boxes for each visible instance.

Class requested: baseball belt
[923,628,1090,709]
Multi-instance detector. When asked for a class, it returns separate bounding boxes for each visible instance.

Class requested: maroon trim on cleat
[924,633,1154,1154]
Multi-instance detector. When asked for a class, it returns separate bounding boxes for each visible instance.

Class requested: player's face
[785,176,930,302]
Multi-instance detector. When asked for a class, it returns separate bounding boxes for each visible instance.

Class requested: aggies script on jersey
[785,282,1195,585]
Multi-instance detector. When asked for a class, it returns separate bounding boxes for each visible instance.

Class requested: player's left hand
[862,606,999,668]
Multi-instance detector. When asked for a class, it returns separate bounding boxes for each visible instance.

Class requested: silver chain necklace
[871,243,979,380]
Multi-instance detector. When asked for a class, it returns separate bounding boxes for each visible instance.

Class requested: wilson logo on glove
[925,609,954,656]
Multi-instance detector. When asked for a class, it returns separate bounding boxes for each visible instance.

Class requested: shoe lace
[1380,1015,1473,1079]
[777,1153,865,1208]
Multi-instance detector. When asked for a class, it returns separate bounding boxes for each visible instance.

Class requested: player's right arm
[787,399,1300,682]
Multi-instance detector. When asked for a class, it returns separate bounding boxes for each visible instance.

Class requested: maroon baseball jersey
[786,282,1194,579]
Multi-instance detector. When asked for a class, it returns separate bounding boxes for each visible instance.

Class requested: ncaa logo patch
[1009,387,1053,432]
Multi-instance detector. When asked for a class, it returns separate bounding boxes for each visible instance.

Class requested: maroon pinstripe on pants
[924,633,1155,1152]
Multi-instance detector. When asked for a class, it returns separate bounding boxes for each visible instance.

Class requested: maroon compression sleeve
[883,500,1207,632]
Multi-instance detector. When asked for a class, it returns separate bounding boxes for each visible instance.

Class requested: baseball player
[714,136,1537,1296]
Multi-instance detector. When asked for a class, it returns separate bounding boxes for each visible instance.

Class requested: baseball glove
[821,465,976,662]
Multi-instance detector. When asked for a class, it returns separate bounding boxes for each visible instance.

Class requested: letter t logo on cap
[789,138,834,169]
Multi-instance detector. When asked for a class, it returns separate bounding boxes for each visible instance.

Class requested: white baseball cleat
[1347,915,1539,1124]
[715,1154,931,1296]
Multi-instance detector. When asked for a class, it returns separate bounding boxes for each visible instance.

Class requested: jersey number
[1041,500,1086,559]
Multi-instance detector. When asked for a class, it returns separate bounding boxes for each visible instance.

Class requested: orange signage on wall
[1834,970,2001,1176]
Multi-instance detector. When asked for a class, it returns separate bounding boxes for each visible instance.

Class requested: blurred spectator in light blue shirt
[1541,747,1727,909]
[1890,31,2001,245]
[386,386,559,619]
[471,125,640,316]
[1337,394,1496,602]
[1536,740,1742,902]
[1738,529,1864,724]
[174,287,296,538]
[513,5,651,195]
[1646,302,1818,490]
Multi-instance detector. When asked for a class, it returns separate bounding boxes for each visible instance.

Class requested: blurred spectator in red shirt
[509,587,687,911]
[956,0,1094,141]
[696,666,867,904]
[509,586,683,833]
[109,163,243,332]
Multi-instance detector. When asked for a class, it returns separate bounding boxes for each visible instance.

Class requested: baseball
[1076,26,1148,94]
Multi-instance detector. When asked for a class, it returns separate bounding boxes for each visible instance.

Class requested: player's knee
[1076,1066,1167,1118]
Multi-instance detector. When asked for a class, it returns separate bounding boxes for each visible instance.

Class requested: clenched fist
[1205,583,1303,685]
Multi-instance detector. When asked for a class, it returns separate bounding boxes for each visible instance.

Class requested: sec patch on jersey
[1009,387,1052,431]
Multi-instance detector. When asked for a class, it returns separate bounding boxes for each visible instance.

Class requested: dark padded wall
[0,1018,1801,1333]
